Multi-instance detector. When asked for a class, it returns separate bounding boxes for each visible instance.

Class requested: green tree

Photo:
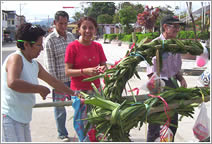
[134,4,145,15]
[85,2,116,22]
[119,6,137,34]
[72,12,84,22]
[120,2,134,9]
[112,13,120,24]
[97,14,113,24]
[112,2,144,30]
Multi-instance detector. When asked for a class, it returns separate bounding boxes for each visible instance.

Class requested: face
[78,20,96,42]
[164,23,180,39]
[30,36,44,58]
[54,16,68,36]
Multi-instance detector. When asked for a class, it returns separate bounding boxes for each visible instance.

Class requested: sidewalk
[30,39,210,142]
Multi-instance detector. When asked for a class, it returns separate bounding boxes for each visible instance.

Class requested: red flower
[173,16,179,19]
[88,128,98,142]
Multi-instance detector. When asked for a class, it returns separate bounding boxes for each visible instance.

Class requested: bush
[103,34,108,40]
[197,31,209,40]
[117,34,125,40]
[177,31,210,40]
[188,31,195,39]
[107,34,117,41]
[177,31,187,39]
[137,32,159,43]
[103,32,160,43]
[122,35,132,42]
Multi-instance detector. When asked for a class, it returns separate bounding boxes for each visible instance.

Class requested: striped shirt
[44,28,75,82]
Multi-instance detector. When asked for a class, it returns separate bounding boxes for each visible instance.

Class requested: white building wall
[2,12,8,29]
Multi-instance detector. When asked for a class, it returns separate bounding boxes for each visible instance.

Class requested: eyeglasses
[167,24,180,29]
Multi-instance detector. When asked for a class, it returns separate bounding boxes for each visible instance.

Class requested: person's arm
[38,62,74,95]
[65,63,100,77]
[6,54,50,99]
[175,71,187,88]
[99,62,108,72]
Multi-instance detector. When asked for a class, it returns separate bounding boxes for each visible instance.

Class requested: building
[2,10,26,42]
[16,15,26,27]
[98,24,122,38]
[67,22,79,38]
[3,10,17,41]
[2,10,8,41]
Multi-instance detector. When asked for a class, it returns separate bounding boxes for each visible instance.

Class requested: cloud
[2,1,210,22]
[2,1,83,21]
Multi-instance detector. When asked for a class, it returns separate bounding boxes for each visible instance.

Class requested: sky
[1,1,210,22]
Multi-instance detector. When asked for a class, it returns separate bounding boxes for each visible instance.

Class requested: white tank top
[2,50,39,123]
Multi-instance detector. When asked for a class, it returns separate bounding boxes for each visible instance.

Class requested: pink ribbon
[128,88,140,95]
[148,94,171,142]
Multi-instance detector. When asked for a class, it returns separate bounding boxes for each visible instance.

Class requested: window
[12,20,14,25]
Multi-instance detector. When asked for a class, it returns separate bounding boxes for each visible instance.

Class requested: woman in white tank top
[2,23,74,142]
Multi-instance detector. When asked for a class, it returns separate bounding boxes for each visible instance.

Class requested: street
[1,41,210,142]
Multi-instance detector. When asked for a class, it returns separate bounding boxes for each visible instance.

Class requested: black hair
[77,17,97,29]
[16,23,46,50]
[55,11,69,21]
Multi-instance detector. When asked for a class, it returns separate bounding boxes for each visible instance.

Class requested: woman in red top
[65,17,107,141]
[65,17,107,92]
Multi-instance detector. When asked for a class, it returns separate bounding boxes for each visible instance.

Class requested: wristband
[80,69,86,76]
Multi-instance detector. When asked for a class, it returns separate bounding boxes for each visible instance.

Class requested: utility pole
[47,15,49,27]
[19,3,26,25]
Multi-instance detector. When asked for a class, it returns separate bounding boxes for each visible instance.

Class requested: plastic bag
[155,125,173,142]
[147,73,166,94]
[196,43,208,67]
[193,103,210,141]
[198,70,210,87]
[72,96,88,142]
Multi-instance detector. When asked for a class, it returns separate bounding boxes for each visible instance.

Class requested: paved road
[1,40,210,142]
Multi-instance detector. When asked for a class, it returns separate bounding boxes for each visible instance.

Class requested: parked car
[4,37,13,43]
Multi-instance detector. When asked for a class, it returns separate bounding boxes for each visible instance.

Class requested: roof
[192,5,210,16]
[181,5,210,22]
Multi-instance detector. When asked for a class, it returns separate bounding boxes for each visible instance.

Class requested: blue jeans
[52,81,71,137]
[2,115,31,142]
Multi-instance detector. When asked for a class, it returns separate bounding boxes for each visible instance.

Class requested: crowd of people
[1,10,210,142]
